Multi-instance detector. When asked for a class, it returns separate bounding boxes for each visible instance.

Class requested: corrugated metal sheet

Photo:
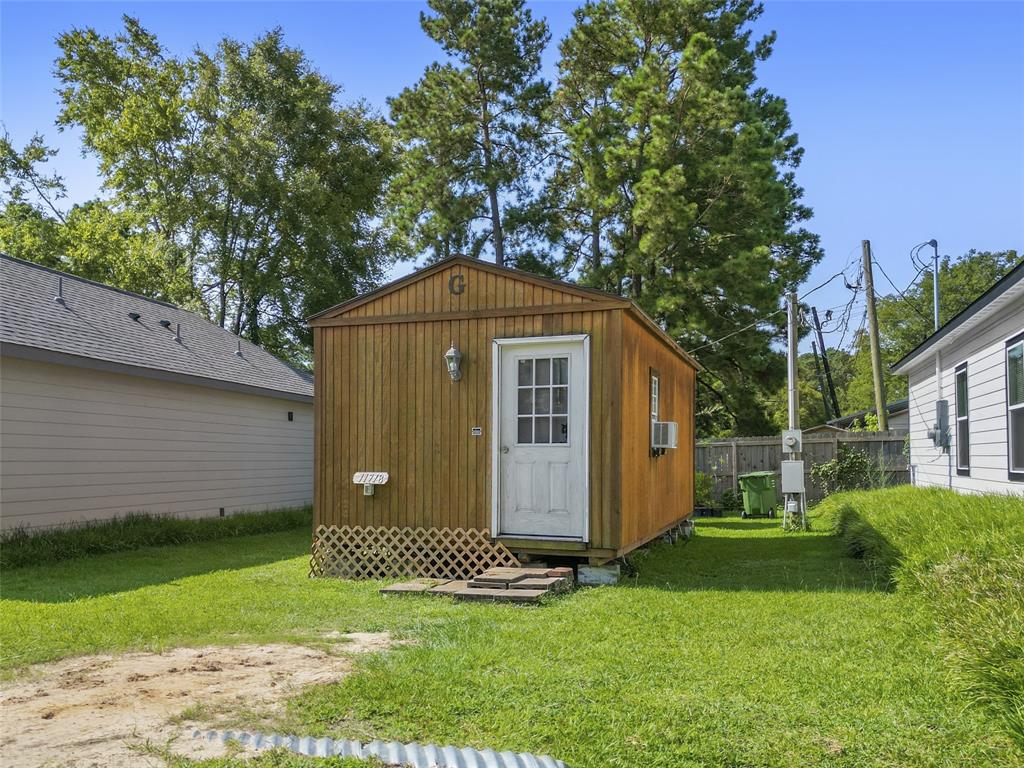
[192,729,569,768]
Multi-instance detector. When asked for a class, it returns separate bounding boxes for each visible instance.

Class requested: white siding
[905,295,1024,495]
[0,357,313,530]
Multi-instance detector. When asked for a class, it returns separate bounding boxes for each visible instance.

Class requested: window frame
[954,361,970,476]
[514,354,570,447]
[650,368,664,458]
[650,370,660,422]
[1007,330,1024,482]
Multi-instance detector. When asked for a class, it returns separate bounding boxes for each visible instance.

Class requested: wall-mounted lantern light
[444,342,462,381]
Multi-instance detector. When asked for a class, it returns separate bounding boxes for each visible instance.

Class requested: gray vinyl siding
[905,295,1024,494]
[1,356,313,530]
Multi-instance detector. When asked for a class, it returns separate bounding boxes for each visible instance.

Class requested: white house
[0,255,314,531]
[892,259,1023,494]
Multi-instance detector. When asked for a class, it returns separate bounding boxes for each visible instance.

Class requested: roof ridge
[1,252,184,311]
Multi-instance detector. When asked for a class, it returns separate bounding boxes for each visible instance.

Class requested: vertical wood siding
[619,313,696,552]
[1,357,313,530]
[315,283,620,551]
[314,261,698,557]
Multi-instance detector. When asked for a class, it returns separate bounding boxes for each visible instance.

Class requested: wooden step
[452,587,549,604]
[509,576,570,592]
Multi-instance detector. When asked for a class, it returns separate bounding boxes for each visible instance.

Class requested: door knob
[501,446,510,454]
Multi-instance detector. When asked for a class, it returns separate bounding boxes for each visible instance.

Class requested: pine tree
[388,0,551,267]
[552,0,822,435]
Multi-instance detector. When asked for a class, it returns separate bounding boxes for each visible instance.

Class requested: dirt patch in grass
[0,633,394,768]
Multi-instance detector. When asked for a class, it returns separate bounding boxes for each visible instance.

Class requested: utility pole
[782,290,806,529]
[811,306,841,419]
[929,239,940,331]
[787,291,800,432]
[811,341,832,421]
[862,240,889,431]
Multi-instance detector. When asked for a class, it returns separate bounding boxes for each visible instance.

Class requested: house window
[1008,333,1024,480]
[955,363,969,475]
[650,372,660,421]
[517,356,569,445]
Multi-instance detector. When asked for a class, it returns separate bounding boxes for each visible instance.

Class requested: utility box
[928,400,950,449]
[781,460,805,493]
[781,429,802,454]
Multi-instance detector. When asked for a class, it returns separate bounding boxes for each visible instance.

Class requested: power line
[685,272,850,355]
[871,257,932,323]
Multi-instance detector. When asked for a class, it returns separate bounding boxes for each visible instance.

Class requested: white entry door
[494,336,589,540]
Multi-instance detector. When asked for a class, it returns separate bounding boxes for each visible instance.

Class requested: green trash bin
[737,471,778,518]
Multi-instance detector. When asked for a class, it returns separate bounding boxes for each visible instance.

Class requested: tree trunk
[478,86,505,267]
[487,183,504,267]
[590,213,601,274]
[217,281,227,328]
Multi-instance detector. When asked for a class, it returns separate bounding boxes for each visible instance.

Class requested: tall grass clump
[817,486,1024,748]
[0,507,312,570]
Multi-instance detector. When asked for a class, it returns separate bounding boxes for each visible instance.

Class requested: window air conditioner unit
[651,420,679,450]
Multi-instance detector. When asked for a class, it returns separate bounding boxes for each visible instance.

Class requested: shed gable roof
[308,256,623,324]
[0,254,313,401]
[308,256,699,370]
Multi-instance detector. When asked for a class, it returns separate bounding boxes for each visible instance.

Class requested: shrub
[720,489,743,511]
[694,471,714,507]
[818,486,1024,749]
[811,445,873,496]
[0,507,312,569]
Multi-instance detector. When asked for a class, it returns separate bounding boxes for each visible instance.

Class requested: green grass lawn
[2,516,1019,767]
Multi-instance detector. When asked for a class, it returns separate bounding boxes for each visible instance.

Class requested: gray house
[892,259,1023,494]
[0,255,314,531]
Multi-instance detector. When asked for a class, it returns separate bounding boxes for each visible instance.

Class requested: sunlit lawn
[2,517,1017,767]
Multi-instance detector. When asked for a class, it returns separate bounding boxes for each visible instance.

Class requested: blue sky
[1,1,1022,351]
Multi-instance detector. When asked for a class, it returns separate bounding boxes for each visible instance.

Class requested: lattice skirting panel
[309,525,520,580]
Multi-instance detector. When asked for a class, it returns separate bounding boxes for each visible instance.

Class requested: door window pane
[535,358,551,385]
[535,417,551,443]
[518,359,533,386]
[553,358,568,385]
[518,417,533,444]
[518,389,533,415]
[553,386,568,414]
[535,388,551,414]
[552,416,568,443]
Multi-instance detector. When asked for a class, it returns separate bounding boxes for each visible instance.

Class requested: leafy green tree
[1,134,194,303]
[553,0,821,436]
[388,0,551,267]
[52,17,394,361]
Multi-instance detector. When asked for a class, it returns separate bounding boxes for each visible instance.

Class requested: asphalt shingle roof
[0,255,313,399]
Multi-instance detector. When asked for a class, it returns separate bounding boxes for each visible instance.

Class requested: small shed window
[955,363,969,475]
[1008,334,1024,480]
[650,372,660,421]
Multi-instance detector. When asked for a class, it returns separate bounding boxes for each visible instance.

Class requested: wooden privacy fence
[696,431,909,505]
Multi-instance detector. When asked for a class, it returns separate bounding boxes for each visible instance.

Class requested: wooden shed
[308,256,697,576]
